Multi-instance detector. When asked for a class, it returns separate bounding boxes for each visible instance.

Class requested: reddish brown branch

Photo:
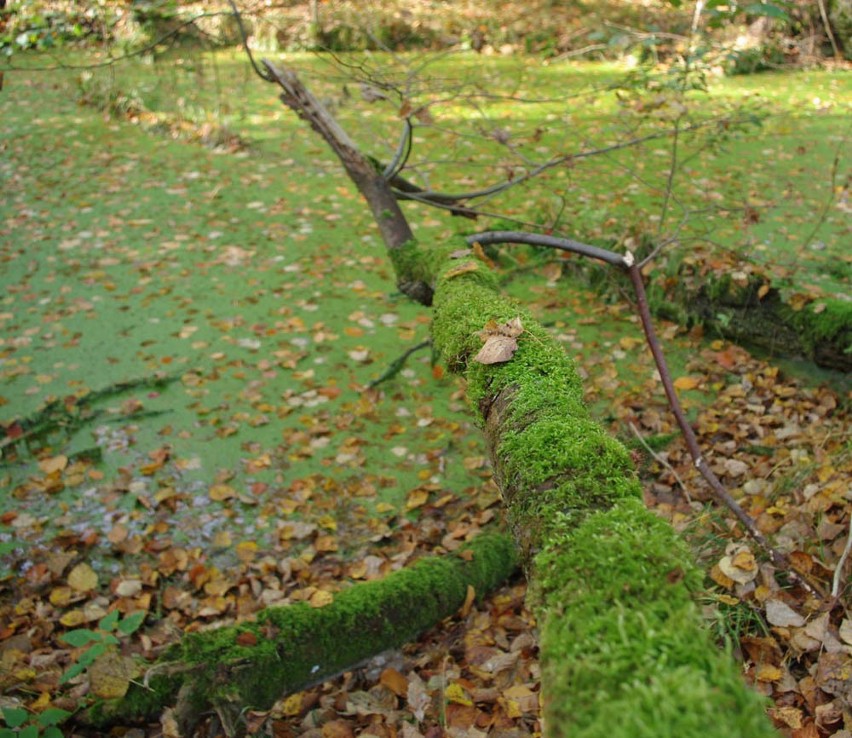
[472,230,820,594]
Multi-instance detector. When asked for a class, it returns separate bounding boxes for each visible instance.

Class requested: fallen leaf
[309,590,334,608]
[380,667,409,698]
[38,455,68,474]
[765,599,805,628]
[89,649,138,699]
[673,376,701,390]
[474,335,518,365]
[67,563,98,593]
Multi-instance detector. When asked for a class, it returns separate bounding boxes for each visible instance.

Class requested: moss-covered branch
[426,254,778,737]
[82,534,518,733]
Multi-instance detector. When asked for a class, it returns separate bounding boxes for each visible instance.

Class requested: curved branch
[383,118,413,180]
[226,0,271,82]
[466,230,627,268]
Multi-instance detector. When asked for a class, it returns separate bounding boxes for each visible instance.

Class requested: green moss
[534,499,775,738]
[785,298,852,352]
[84,534,517,728]
[388,239,464,294]
[427,246,775,737]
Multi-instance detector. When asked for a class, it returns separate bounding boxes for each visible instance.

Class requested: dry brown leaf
[380,667,409,698]
[765,599,806,628]
[474,335,519,365]
[718,545,759,585]
[406,672,430,721]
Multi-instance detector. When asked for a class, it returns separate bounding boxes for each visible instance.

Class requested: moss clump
[83,534,517,728]
[784,297,852,354]
[534,499,775,738]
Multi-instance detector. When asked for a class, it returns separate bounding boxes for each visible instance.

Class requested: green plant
[0,707,71,738]
[59,609,145,685]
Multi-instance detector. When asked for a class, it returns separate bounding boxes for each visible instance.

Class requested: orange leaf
[673,376,700,391]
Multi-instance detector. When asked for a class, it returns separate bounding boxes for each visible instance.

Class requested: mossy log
[83,534,518,732]
[656,271,851,373]
[419,247,779,737]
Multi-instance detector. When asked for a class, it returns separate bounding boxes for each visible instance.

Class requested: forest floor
[0,49,850,737]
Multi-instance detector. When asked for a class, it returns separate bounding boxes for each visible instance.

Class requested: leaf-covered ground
[0,50,850,737]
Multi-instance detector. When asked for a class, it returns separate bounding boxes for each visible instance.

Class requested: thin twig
[384,118,413,180]
[832,515,852,599]
[366,340,431,389]
[628,422,692,503]
[226,0,271,82]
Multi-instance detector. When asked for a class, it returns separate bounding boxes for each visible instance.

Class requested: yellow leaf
[38,455,68,474]
[673,376,700,390]
[59,609,87,627]
[445,682,473,706]
[406,488,430,510]
[281,692,303,716]
[755,663,783,682]
[460,585,476,618]
[68,563,98,592]
[309,590,334,608]
[49,586,74,607]
[235,541,257,563]
[89,649,138,699]
[209,484,236,501]
[443,262,480,279]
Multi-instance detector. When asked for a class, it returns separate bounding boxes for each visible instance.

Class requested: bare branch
[226,0,271,82]
[399,117,745,205]
[465,231,627,268]
[383,118,413,180]
[628,421,692,503]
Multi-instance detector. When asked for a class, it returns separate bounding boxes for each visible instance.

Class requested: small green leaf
[61,629,101,647]
[43,728,65,738]
[1,707,28,728]
[102,634,120,646]
[0,728,17,738]
[19,725,38,738]
[117,611,146,635]
[37,708,71,727]
[98,610,120,631]
[59,661,86,685]
[78,642,107,666]
[744,2,788,17]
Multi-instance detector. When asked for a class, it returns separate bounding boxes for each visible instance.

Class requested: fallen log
[82,534,518,733]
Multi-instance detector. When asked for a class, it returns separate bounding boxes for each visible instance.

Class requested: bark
[81,535,518,733]
[258,65,779,737]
